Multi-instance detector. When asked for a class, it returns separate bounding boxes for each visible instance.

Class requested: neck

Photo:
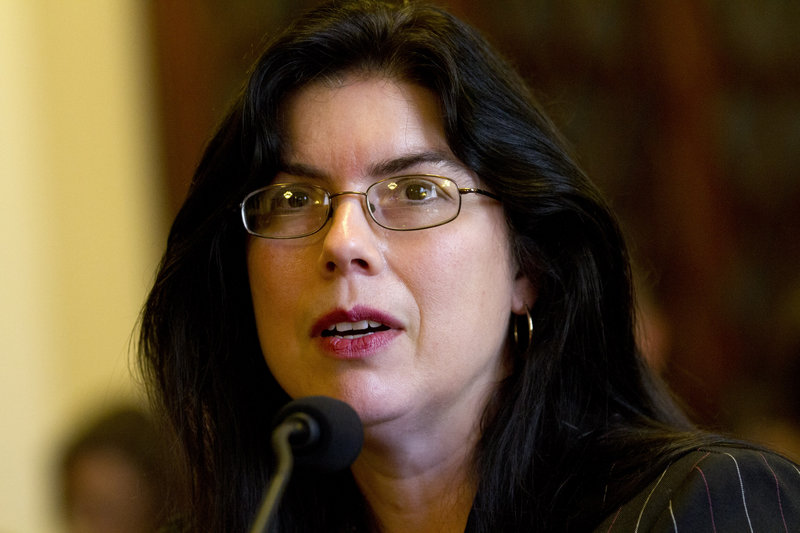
[347,354,506,532]
[351,415,481,533]
[353,447,475,533]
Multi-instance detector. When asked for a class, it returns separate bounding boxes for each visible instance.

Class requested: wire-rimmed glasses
[240,174,499,239]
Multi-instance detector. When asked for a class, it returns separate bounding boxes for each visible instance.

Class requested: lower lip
[315,329,400,360]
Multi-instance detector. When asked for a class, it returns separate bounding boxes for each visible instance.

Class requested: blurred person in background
[59,405,176,533]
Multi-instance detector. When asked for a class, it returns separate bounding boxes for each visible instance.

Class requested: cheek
[246,243,301,337]
[405,221,515,338]
[247,239,312,296]
[446,217,514,290]
[246,243,312,393]
[247,245,276,310]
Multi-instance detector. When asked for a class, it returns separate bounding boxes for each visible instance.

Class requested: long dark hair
[139,1,714,531]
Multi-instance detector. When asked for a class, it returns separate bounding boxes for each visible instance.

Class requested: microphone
[248,396,363,533]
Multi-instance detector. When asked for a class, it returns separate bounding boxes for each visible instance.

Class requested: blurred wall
[0,2,164,532]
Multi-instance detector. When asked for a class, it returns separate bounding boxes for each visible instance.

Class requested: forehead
[279,75,455,178]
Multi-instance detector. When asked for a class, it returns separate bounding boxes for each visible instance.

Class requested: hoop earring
[512,306,533,350]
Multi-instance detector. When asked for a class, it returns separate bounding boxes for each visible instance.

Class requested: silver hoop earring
[512,306,533,349]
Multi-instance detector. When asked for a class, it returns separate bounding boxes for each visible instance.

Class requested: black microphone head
[274,396,363,472]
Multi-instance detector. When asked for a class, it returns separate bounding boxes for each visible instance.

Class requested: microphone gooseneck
[248,396,364,533]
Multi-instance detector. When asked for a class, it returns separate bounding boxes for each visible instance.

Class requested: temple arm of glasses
[458,188,500,201]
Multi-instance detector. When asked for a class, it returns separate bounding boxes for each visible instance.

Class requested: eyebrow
[279,150,466,180]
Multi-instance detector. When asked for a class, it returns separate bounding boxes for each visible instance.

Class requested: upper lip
[310,305,402,338]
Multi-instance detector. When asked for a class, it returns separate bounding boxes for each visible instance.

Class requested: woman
[139,1,800,531]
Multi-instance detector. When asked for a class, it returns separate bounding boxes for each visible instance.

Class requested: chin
[281,374,410,424]
[334,389,408,427]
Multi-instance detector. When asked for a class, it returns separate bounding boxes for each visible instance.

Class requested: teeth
[325,320,385,335]
[329,320,366,332]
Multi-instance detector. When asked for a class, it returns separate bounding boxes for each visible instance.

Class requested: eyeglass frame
[239,173,500,239]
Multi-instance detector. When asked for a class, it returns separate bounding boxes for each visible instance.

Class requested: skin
[247,74,534,532]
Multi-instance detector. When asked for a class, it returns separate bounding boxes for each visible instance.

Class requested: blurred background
[2,1,798,531]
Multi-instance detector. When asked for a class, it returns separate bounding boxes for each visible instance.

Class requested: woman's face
[247,75,532,431]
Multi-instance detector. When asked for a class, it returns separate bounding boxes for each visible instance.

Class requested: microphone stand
[248,414,313,533]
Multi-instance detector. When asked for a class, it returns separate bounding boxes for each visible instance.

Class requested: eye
[387,177,447,203]
[271,185,322,210]
[403,182,435,200]
[284,189,311,208]
[369,176,458,209]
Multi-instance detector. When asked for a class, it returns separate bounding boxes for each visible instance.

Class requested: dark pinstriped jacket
[167,446,800,532]
[594,445,800,532]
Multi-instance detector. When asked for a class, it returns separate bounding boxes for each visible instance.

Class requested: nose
[318,193,384,276]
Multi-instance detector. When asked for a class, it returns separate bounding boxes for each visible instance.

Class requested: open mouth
[321,320,391,339]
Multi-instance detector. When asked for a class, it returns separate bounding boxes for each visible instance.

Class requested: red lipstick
[311,305,402,359]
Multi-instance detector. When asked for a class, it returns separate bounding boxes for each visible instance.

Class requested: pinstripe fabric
[594,446,800,532]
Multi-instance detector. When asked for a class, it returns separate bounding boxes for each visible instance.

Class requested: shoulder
[595,444,800,532]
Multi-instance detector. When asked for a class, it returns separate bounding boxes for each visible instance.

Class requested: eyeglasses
[240,174,499,239]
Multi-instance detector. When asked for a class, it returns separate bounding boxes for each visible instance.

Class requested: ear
[511,271,537,315]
